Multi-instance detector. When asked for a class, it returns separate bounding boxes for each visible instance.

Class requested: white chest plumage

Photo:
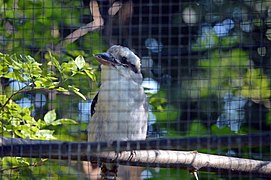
[88,66,148,142]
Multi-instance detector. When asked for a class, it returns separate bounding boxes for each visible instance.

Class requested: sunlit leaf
[44,109,56,125]
[153,105,179,121]
[37,119,46,128]
[56,87,68,92]
[2,157,20,168]
[61,61,77,74]
[4,71,26,82]
[35,129,55,140]
[51,118,78,126]
[211,124,235,136]
[74,55,85,70]
[47,51,61,72]
[68,85,86,100]
[83,69,96,81]
[187,121,208,136]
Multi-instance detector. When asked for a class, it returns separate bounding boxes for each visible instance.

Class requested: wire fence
[1,0,271,179]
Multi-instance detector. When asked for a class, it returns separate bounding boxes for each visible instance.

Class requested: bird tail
[100,163,118,180]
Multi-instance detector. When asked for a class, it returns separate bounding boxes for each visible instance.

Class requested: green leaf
[35,129,55,140]
[16,157,30,166]
[9,58,23,70]
[83,69,96,81]
[2,157,20,168]
[187,121,208,136]
[0,64,8,76]
[56,87,69,92]
[68,85,86,100]
[211,124,235,136]
[4,71,26,82]
[73,89,86,100]
[61,61,77,74]
[74,55,85,70]
[44,109,56,125]
[47,51,61,72]
[51,118,78,126]
[153,105,179,121]
[0,95,8,105]
[23,55,37,63]
[37,119,46,128]
[14,129,26,138]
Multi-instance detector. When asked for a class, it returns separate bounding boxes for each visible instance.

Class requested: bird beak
[94,53,116,66]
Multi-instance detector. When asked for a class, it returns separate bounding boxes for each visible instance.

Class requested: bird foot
[128,150,136,161]
[100,163,118,180]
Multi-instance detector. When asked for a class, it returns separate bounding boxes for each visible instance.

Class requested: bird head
[94,45,141,74]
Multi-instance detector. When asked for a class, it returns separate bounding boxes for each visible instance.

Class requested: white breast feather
[88,66,147,142]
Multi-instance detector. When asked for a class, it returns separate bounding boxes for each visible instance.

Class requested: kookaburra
[88,45,148,179]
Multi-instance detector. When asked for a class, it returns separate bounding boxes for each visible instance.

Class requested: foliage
[149,91,180,121]
[149,90,181,137]
[0,0,81,54]
[0,0,270,179]
[190,49,249,98]
[45,51,96,99]
[0,0,104,177]
[192,26,219,51]
[0,95,75,139]
[1,158,82,179]
[149,168,190,180]
[192,30,241,51]
[0,52,95,99]
[0,52,94,177]
[0,0,107,68]
[182,49,271,109]
[240,69,271,106]
[187,120,208,137]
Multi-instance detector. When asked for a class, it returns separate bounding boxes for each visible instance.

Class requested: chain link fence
[1,0,271,179]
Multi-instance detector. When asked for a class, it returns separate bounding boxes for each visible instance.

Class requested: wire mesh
[0,0,271,179]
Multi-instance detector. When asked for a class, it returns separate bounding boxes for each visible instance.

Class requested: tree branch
[56,0,104,49]
[95,150,271,176]
[0,85,30,111]
[0,87,75,111]
[0,159,45,173]
[1,134,271,176]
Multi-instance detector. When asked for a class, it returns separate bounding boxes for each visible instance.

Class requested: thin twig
[0,159,45,173]
[0,86,74,111]
[0,85,30,111]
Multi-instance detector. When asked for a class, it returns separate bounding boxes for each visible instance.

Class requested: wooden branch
[56,0,104,49]
[108,1,123,16]
[95,150,271,176]
[1,134,271,176]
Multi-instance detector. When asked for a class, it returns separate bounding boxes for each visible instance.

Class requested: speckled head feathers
[106,45,141,73]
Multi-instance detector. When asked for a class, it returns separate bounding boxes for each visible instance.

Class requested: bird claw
[128,150,136,161]
[100,163,118,180]
[192,171,199,180]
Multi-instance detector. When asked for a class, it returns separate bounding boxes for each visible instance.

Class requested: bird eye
[121,56,127,62]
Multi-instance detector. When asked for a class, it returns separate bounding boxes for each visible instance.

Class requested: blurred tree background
[0,0,271,179]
